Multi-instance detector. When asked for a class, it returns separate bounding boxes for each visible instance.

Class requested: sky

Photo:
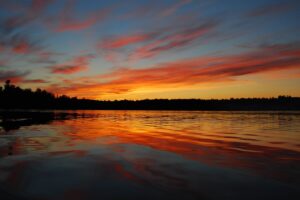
[0,0,300,100]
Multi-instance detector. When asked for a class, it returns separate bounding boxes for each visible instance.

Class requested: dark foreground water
[0,110,299,200]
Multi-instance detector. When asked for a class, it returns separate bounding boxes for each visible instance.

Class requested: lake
[0,110,300,200]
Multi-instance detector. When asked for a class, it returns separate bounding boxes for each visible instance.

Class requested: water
[0,110,299,200]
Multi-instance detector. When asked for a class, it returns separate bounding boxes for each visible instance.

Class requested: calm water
[0,110,300,200]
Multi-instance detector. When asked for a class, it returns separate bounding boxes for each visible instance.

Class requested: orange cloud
[47,42,300,99]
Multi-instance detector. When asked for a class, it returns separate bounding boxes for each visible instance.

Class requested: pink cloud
[99,21,217,64]
[4,0,53,30]
[12,41,30,54]
[22,79,48,83]
[129,21,216,61]
[51,65,88,74]
[2,36,42,56]
[31,0,53,12]
[160,0,192,17]
[0,70,29,83]
[49,54,94,74]
[48,0,111,32]
[247,2,294,17]
[100,33,154,49]
[47,42,300,99]
[0,44,4,53]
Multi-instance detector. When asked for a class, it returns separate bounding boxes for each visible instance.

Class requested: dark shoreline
[1,97,300,111]
[1,81,300,111]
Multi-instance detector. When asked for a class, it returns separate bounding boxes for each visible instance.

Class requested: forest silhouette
[0,80,299,110]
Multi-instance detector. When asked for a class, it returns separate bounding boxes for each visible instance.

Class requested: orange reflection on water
[45,111,300,182]
[1,111,300,199]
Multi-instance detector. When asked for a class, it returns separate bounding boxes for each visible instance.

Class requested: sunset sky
[0,0,299,100]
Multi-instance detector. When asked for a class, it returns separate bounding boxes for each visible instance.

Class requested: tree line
[0,80,300,110]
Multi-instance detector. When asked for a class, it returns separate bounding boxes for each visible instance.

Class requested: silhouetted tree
[0,80,299,110]
[4,80,10,90]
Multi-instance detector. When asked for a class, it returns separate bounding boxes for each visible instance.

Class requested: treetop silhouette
[0,80,299,110]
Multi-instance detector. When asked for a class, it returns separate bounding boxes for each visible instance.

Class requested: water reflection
[0,111,99,132]
[0,111,300,200]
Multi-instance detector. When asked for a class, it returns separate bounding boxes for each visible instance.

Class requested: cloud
[47,0,111,32]
[12,40,30,54]
[0,1,71,52]
[119,0,196,21]
[0,1,51,56]
[2,0,53,31]
[99,20,217,64]
[47,42,300,99]
[99,32,158,64]
[32,51,66,64]
[0,43,3,52]
[49,54,95,74]
[129,21,217,61]
[22,79,48,84]
[0,70,30,83]
[247,1,296,17]
[0,33,43,55]
[100,33,155,49]
[51,65,88,74]
[160,0,192,17]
